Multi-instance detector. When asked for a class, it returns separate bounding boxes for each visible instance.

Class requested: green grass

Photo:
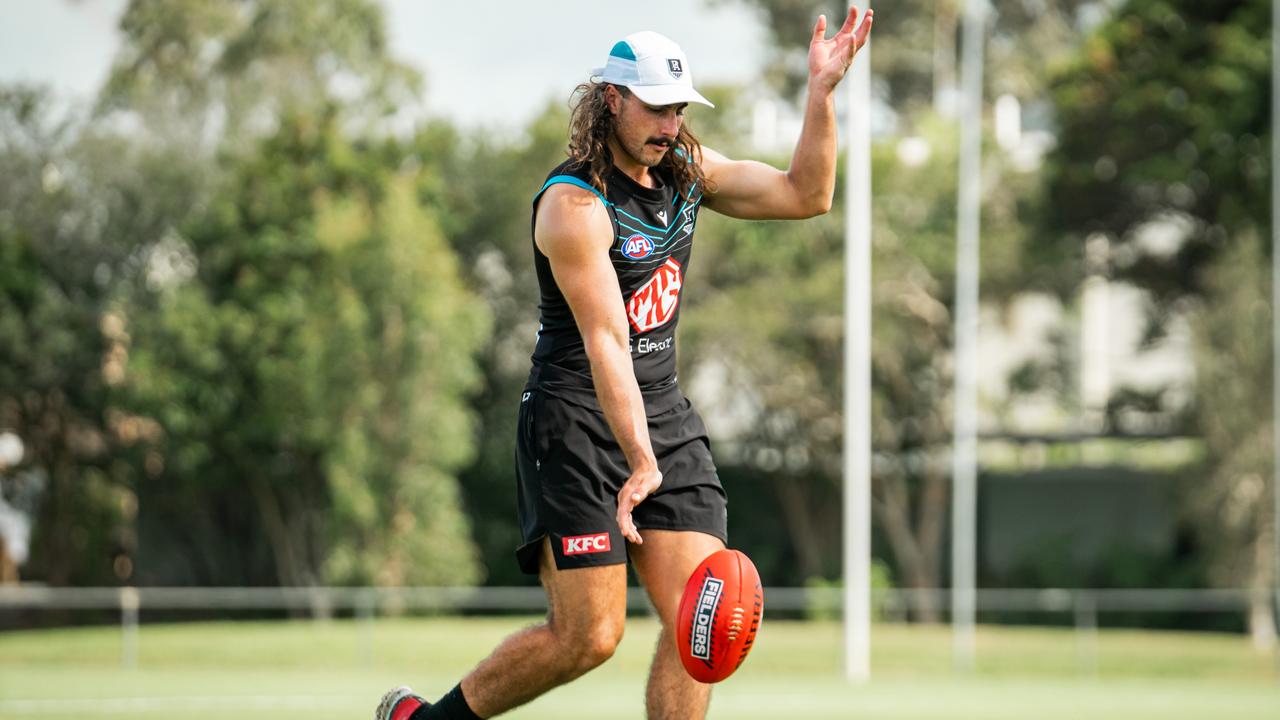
[1,617,1277,719]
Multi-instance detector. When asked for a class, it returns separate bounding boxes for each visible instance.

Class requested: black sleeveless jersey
[524,158,703,415]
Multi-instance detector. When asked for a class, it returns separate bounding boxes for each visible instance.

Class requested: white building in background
[976,281,1195,437]
[914,93,1194,437]
[976,94,1197,437]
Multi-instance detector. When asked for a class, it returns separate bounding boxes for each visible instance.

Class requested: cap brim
[626,83,715,109]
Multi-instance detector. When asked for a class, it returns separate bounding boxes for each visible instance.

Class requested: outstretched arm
[702,7,873,220]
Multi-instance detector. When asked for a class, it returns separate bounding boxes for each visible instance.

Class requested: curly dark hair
[566,82,710,199]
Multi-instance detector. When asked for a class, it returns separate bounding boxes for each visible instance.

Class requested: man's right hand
[616,465,663,544]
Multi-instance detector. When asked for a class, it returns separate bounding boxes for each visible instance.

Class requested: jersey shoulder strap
[532,161,611,209]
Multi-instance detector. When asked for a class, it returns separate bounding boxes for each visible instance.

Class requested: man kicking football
[378,7,873,719]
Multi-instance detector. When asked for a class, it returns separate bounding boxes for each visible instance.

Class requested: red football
[675,549,764,683]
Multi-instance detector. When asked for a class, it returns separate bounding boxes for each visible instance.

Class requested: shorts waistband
[525,364,684,416]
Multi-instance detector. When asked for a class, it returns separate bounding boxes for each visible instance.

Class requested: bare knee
[578,621,624,669]
[552,616,624,676]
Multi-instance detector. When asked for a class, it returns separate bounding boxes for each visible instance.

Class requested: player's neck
[607,136,658,189]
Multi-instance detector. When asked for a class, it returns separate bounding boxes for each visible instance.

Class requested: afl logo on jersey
[621,234,655,260]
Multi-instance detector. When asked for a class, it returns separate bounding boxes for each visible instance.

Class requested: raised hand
[808,6,875,93]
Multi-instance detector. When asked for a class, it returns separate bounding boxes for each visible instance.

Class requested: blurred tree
[3,0,487,591]
[1045,0,1267,309]
[124,111,489,587]
[1044,0,1272,643]
[97,0,419,145]
[409,109,569,585]
[1186,234,1274,648]
[0,86,207,586]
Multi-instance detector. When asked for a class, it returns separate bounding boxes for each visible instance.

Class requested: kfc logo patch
[621,233,655,260]
[562,532,612,556]
[627,258,683,333]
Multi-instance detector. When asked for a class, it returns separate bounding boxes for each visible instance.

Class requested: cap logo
[593,33,714,108]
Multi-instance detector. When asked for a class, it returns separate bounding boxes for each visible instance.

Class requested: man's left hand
[808,6,874,93]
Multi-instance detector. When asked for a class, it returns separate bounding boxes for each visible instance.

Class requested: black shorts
[514,389,728,574]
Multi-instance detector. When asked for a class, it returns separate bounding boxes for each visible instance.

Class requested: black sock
[409,683,482,720]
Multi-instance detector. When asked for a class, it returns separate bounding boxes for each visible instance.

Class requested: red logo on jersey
[562,533,612,556]
[627,258,683,333]
[621,234,655,259]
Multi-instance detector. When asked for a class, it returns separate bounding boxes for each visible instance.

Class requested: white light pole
[843,0,873,684]
[952,0,987,673]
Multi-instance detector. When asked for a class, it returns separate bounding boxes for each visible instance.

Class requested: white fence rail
[0,586,1263,673]
[0,585,1262,614]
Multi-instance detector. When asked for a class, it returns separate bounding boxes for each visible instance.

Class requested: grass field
[2,616,1278,719]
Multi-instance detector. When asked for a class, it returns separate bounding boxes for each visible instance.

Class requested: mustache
[646,137,677,148]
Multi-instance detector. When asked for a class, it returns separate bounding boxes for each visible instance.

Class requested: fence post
[1073,591,1098,678]
[120,586,140,671]
[357,588,376,667]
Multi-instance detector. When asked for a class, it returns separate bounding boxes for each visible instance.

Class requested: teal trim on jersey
[673,179,699,207]
[619,196,701,242]
[620,197,701,252]
[654,200,700,246]
[616,220,664,241]
[617,204,699,248]
[534,175,612,207]
[609,41,636,61]
[658,197,699,239]
[614,206,669,233]
[669,198,690,223]
[668,192,697,233]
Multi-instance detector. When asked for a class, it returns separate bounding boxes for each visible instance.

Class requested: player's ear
[604,84,622,115]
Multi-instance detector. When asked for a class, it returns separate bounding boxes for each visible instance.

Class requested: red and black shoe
[375,686,429,720]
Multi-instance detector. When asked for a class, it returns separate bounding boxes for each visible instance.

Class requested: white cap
[591,31,715,108]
